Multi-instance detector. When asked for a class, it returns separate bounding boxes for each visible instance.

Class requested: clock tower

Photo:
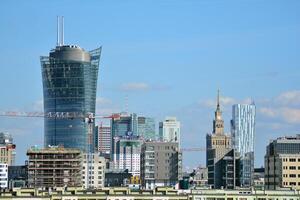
[213,90,224,135]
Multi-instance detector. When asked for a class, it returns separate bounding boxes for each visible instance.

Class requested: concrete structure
[265,135,300,190]
[112,136,142,177]
[0,163,8,189]
[159,117,181,146]
[41,18,101,152]
[82,153,105,189]
[140,141,182,189]
[206,91,234,189]
[137,116,156,140]
[27,146,82,188]
[231,103,256,187]
[1,187,300,200]
[97,125,111,155]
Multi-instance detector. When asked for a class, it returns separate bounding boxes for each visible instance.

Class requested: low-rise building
[8,164,28,188]
[265,135,300,190]
[82,153,105,189]
[27,146,82,188]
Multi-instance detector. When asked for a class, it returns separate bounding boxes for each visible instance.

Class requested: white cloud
[120,82,150,91]
[276,90,300,106]
[259,107,277,118]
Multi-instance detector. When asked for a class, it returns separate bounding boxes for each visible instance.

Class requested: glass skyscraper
[231,103,256,187]
[41,45,101,152]
[137,117,156,140]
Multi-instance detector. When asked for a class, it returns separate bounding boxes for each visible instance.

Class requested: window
[289,174,296,178]
[289,166,296,170]
[289,158,296,162]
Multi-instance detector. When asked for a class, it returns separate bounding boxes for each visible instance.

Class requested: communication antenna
[56,16,64,46]
[61,16,64,45]
[56,16,60,46]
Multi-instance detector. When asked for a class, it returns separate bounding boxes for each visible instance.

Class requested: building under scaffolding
[27,146,82,188]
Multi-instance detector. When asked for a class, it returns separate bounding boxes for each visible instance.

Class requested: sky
[0,0,300,169]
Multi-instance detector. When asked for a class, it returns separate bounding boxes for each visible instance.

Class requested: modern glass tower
[41,18,101,152]
[231,103,256,187]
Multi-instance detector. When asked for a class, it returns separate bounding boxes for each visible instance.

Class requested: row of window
[283,158,300,162]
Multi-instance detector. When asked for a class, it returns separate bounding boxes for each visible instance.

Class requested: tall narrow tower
[40,17,102,152]
[213,89,224,135]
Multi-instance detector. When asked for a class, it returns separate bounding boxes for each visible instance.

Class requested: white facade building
[112,136,142,177]
[82,154,105,189]
[159,117,181,146]
[0,163,8,189]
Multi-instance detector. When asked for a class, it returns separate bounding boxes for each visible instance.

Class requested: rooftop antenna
[56,16,60,46]
[125,94,129,113]
[61,16,64,45]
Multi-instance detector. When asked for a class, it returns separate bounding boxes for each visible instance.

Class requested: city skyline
[0,0,300,169]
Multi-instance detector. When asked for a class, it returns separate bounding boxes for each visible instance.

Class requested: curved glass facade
[41,46,101,152]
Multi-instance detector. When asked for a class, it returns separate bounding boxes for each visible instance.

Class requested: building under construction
[27,146,82,188]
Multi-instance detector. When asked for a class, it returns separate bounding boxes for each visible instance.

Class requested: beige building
[206,91,234,189]
[27,146,82,188]
[265,135,300,190]
[0,144,16,166]
[82,153,105,189]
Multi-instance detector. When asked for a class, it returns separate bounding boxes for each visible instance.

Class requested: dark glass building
[41,45,101,152]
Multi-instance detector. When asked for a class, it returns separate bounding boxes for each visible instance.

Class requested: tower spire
[217,89,220,111]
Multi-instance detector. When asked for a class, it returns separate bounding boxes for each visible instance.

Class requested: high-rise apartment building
[97,125,111,155]
[159,117,180,145]
[137,117,156,140]
[41,17,101,152]
[27,146,82,188]
[0,133,16,166]
[231,103,256,187]
[82,153,105,189]
[140,141,182,189]
[265,135,300,190]
[206,91,235,189]
[112,136,142,177]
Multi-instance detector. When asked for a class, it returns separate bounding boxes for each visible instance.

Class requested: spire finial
[217,89,220,110]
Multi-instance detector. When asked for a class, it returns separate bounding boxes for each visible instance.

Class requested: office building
[97,125,111,155]
[206,91,234,189]
[231,103,256,187]
[0,132,16,166]
[265,135,300,190]
[0,163,8,189]
[82,153,105,189]
[105,169,132,187]
[41,17,101,152]
[112,136,142,177]
[159,117,180,145]
[137,117,156,140]
[140,141,182,189]
[0,144,16,166]
[27,146,82,188]
[8,165,28,189]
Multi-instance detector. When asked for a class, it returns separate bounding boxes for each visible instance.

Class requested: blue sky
[0,0,300,169]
